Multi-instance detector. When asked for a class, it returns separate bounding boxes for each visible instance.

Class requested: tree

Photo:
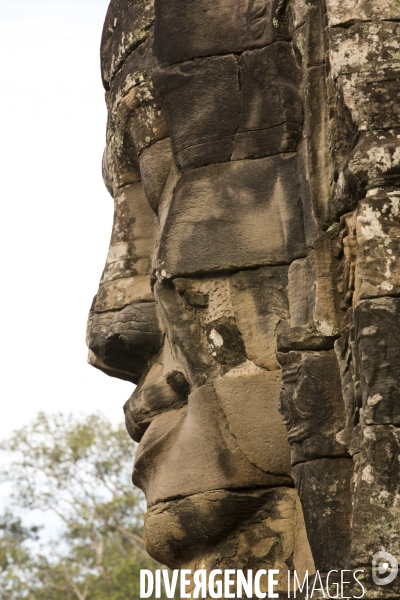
[0,412,170,599]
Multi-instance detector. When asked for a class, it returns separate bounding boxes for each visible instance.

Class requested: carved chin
[143,487,311,574]
[143,489,262,569]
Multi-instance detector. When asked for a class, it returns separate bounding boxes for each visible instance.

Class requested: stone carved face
[88,0,400,590]
[87,0,316,582]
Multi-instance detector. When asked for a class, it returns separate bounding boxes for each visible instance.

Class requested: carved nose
[87,301,164,384]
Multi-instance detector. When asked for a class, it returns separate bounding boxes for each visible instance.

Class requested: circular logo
[372,551,398,586]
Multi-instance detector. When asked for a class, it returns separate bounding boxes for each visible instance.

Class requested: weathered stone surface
[296,29,332,239]
[329,22,400,133]
[153,0,292,67]
[237,42,303,133]
[355,189,400,301]
[326,0,400,28]
[232,122,302,162]
[334,323,363,456]
[102,125,141,194]
[100,183,156,284]
[101,0,155,86]
[355,298,400,426]
[133,384,293,507]
[309,227,346,337]
[94,275,153,312]
[338,212,357,307]
[293,458,353,571]
[154,280,215,387]
[292,4,325,69]
[156,44,303,170]
[106,34,169,168]
[285,233,345,342]
[214,369,291,476]
[278,350,348,465]
[111,76,169,159]
[205,317,247,371]
[350,425,400,568]
[230,266,289,370]
[343,133,400,202]
[277,325,336,353]
[155,55,239,170]
[139,137,173,213]
[100,0,137,86]
[328,19,400,220]
[287,259,310,328]
[155,155,306,278]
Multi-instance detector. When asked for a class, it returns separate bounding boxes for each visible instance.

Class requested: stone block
[107,34,169,161]
[214,369,292,476]
[277,350,348,465]
[100,183,156,284]
[155,56,240,170]
[238,43,303,133]
[286,231,345,340]
[293,458,353,571]
[336,132,400,210]
[297,68,332,239]
[232,123,302,162]
[355,189,400,301]
[354,298,400,426]
[277,325,336,353]
[156,43,303,169]
[94,275,153,313]
[139,137,173,213]
[292,4,325,68]
[287,259,309,328]
[326,0,399,27]
[350,425,400,568]
[229,266,289,370]
[334,325,363,456]
[153,0,291,67]
[155,155,306,278]
[329,22,400,132]
[290,5,330,239]
[310,228,345,337]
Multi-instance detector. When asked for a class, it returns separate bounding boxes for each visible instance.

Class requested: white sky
[0,0,134,441]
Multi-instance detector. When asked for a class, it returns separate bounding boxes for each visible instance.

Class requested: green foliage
[0,412,171,600]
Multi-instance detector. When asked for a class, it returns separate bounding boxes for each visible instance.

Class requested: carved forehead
[100,0,289,87]
[153,0,286,65]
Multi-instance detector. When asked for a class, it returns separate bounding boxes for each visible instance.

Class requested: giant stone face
[87,0,400,593]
